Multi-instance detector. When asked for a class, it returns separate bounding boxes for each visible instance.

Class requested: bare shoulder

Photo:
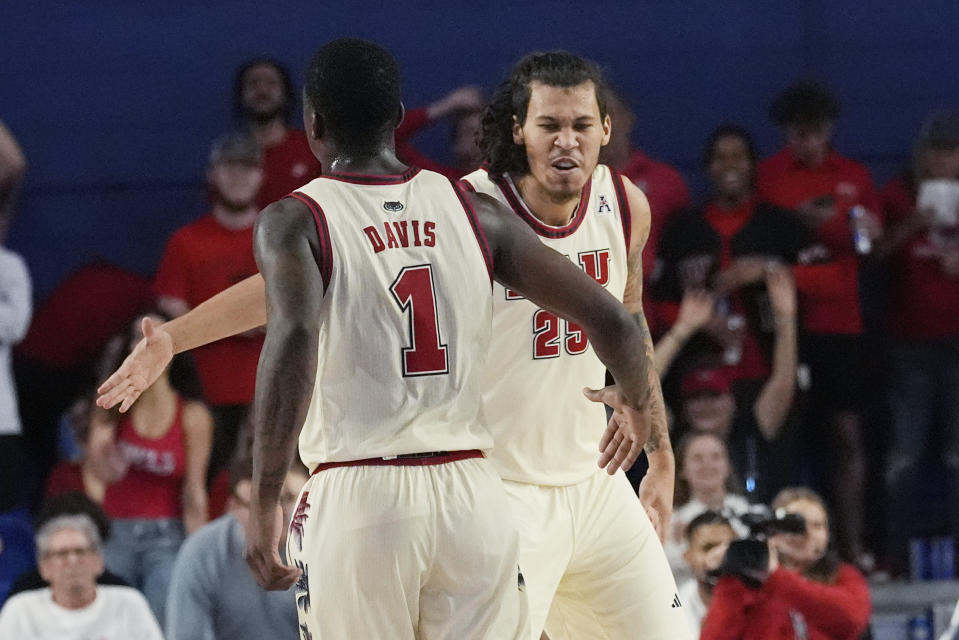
[254,197,318,247]
[461,189,521,252]
[181,399,213,430]
[618,175,651,253]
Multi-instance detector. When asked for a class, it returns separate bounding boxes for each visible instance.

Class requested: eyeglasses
[44,546,96,561]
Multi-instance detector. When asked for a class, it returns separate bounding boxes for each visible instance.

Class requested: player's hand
[244,503,301,591]
[638,462,674,543]
[96,317,173,413]
[585,385,651,475]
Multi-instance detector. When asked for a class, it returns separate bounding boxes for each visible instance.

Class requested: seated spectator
[234,57,321,206]
[700,487,871,640]
[600,89,690,314]
[0,514,163,640]
[0,242,31,506]
[154,133,264,482]
[667,431,750,585]
[395,85,485,179]
[90,313,212,627]
[677,511,738,637]
[8,492,128,597]
[757,81,882,565]
[876,111,959,572]
[165,456,308,640]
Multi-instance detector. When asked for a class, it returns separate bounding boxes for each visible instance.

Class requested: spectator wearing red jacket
[701,487,871,640]
[875,112,959,572]
[234,58,321,206]
[394,85,485,180]
[757,82,881,566]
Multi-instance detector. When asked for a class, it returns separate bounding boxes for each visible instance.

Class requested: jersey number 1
[390,264,449,376]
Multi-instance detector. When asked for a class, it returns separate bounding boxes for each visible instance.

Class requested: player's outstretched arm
[96,273,267,411]
[245,198,323,591]
[469,191,651,473]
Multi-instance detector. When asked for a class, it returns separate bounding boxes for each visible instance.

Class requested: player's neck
[248,120,287,148]
[514,174,582,227]
[325,146,407,177]
[212,203,258,230]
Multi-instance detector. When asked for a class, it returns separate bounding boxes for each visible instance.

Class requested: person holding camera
[700,487,870,640]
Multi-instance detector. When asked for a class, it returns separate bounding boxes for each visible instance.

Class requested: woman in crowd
[700,487,871,640]
[88,313,212,626]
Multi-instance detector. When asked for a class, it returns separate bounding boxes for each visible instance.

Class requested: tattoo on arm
[632,309,668,455]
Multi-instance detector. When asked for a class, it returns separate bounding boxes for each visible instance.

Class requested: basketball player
[457,52,689,640]
[99,40,657,639]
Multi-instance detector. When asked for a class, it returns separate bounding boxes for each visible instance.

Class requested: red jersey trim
[491,174,592,239]
[611,169,633,252]
[312,449,483,474]
[457,178,476,192]
[450,180,494,286]
[287,192,333,292]
[321,166,421,185]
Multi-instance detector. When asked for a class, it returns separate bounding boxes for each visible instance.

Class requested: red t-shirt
[757,148,880,334]
[153,215,263,405]
[701,565,871,640]
[17,264,152,369]
[44,461,85,498]
[394,106,465,181]
[620,149,691,281]
[257,130,322,208]
[881,177,959,340]
[103,399,187,519]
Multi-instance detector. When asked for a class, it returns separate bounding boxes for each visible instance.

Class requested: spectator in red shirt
[234,58,321,206]
[600,88,690,324]
[757,81,881,566]
[89,313,212,628]
[700,487,871,640]
[154,133,263,482]
[394,85,485,180]
[875,111,959,572]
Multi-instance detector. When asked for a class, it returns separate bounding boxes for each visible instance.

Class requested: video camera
[707,505,806,588]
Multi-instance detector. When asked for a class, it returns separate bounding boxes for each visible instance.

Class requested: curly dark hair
[704,123,758,168]
[769,80,840,127]
[305,38,402,156]
[480,51,609,178]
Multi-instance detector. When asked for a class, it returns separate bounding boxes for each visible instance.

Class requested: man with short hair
[0,514,162,639]
[234,58,321,206]
[677,511,737,637]
[99,39,655,639]
[165,458,306,640]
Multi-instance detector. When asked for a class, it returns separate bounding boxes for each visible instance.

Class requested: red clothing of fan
[257,129,322,208]
[103,400,186,519]
[44,461,84,498]
[394,106,464,180]
[700,565,871,640]
[620,149,691,281]
[881,177,959,339]
[153,215,262,405]
[757,147,880,334]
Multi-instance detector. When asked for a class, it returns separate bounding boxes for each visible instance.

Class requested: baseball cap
[918,112,959,150]
[681,367,732,397]
[209,132,263,166]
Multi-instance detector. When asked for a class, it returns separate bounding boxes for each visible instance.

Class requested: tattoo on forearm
[632,311,669,456]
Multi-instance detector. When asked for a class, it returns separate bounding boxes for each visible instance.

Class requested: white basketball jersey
[291,168,494,469]
[460,165,633,485]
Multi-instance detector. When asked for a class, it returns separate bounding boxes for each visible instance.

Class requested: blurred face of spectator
[684,522,736,582]
[709,134,753,200]
[513,80,611,201]
[241,63,288,122]
[785,121,833,167]
[232,469,309,548]
[600,92,634,166]
[681,433,731,497]
[684,391,736,437]
[778,498,830,571]
[39,528,104,605]
[921,146,959,180]
[208,160,264,210]
[452,110,483,170]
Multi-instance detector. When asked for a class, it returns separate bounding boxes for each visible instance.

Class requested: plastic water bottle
[849,205,872,255]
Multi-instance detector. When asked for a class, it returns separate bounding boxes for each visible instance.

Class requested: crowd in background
[0,54,957,639]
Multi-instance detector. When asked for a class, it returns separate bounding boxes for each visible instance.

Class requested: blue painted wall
[4,1,958,297]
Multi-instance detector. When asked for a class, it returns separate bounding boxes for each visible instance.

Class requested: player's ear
[395,102,406,130]
[512,114,525,145]
[601,114,612,146]
[311,111,325,142]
